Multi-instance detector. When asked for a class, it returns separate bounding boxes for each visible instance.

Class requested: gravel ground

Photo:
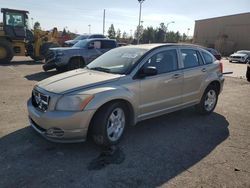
[0,58,249,188]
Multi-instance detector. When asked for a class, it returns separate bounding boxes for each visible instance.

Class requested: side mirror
[139,66,158,78]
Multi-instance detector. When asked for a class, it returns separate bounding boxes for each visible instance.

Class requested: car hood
[37,69,122,94]
[230,53,247,57]
[64,40,78,44]
[50,47,81,51]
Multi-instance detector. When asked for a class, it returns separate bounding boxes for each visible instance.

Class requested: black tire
[195,85,219,115]
[90,102,128,146]
[67,58,84,71]
[246,66,250,82]
[0,39,14,63]
[229,60,232,63]
[56,66,67,73]
[30,55,44,61]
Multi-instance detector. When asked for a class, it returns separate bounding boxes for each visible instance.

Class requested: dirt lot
[0,57,249,188]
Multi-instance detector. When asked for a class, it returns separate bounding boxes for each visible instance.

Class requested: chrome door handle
[201,68,207,72]
[172,74,181,79]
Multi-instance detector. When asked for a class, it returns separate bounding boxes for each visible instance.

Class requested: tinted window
[181,49,201,68]
[92,35,105,38]
[144,49,178,74]
[101,40,116,49]
[202,51,214,64]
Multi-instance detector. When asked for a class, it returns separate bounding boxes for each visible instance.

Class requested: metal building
[193,13,250,55]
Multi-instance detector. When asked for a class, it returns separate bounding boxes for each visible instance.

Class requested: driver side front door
[138,48,183,121]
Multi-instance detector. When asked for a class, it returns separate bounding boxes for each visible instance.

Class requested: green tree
[116,29,121,40]
[33,21,41,30]
[155,23,166,43]
[122,31,127,39]
[108,24,116,39]
[142,26,155,43]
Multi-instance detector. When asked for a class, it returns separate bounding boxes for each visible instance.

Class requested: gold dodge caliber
[27,44,224,146]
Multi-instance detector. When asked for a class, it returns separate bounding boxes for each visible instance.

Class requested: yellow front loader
[0,8,60,63]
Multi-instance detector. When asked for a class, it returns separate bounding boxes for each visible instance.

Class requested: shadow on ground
[0,60,44,66]
[25,71,58,81]
[0,108,229,188]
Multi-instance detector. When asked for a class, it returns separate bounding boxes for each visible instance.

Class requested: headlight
[56,95,94,111]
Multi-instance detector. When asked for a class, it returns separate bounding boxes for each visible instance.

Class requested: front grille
[231,56,241,59]
[32,89,50,112]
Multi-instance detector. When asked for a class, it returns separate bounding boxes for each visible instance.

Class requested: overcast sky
[0,0,249,36]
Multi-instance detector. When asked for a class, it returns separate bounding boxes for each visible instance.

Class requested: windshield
[74,35,89,40]
[87,47,147,75]
[236,51,250,55]
[73,40,89,48]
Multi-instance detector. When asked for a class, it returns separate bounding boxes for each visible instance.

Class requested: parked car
[43,38,118,72]
[229,50,250,63]
[28,44,224,146]
[246,61,250,82]
[204,48,222,60]
[64,34,106,47]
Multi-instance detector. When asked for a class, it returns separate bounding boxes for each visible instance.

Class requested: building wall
[193,13,250,55]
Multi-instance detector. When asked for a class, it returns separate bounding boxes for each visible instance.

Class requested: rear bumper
[27,98,95,143]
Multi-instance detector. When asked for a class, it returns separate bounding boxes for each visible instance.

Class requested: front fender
[84,86,138,122]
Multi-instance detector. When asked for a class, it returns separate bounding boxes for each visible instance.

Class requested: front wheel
[196,85,219,115]
[91,102,127,146]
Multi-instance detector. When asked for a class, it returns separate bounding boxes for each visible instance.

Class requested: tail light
[219,62,223,73]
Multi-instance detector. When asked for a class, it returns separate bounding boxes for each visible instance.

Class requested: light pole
[187,28,190,39]
[137,0,145,44]
[88,24,91,34]
[165,21,175,42]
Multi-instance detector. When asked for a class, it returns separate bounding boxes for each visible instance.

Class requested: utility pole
[137,0,145,44]
[103,9,106,35]
[165,21,175,42]
[88,24,91,34]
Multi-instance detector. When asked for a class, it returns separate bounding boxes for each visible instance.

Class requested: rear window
[101,40,116,49]
[202,51,214,64]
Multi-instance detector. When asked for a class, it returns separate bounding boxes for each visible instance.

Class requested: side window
[88,41,101,49]
[101,41,116,49]
[5,12,24,27]
[144,49,178,74]
[202,51,214,64]
[181,49,201,68]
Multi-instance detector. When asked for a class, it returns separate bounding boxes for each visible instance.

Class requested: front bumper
[229,57,246,63]
[43,60,57,71]
[27,98,95,143]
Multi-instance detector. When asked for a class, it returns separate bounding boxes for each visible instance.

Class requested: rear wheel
[196,85,219,115]
[67,57,84,71]
[91,102,128,146]
[0,39,14,63]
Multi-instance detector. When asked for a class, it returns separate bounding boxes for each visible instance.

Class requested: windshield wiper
[89,67,111,73]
